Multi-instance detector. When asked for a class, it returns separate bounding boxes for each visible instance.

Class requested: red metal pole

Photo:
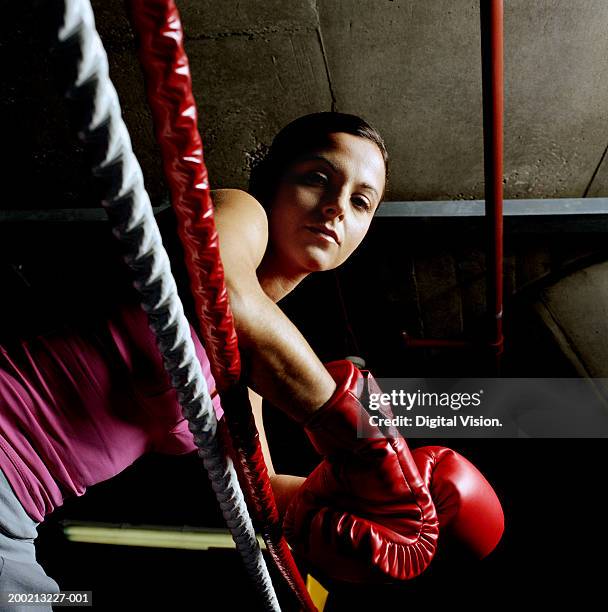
[480,0,504,370]
[401,2,505,372]
[402,333,474,350]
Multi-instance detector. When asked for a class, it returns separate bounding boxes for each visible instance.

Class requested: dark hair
[249,112,388,208]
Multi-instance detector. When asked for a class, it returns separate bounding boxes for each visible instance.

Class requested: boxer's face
[268,132,386,275]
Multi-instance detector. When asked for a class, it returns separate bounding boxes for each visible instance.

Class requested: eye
[301,171,328,186]
[351,195,372,212]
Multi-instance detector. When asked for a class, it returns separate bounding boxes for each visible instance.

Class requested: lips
[306,225,340,245]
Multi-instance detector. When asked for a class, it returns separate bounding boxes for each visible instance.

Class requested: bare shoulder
[213,189,266,224]
[212,188,269,274]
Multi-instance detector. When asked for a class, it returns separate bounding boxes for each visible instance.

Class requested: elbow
[225,284,259,353]
[226,282,249,327]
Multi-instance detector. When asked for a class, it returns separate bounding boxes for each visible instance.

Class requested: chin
[295,244,342,273]
[301,255,335,273]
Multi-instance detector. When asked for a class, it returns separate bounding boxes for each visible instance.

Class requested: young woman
[212,114,502,585]
[0,111,503,599]
[213,112,388,514]
[0,111,388,597]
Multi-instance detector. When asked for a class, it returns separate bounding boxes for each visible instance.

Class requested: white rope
[53,1,280,609]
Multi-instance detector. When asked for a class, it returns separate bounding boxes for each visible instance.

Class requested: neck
[257,249,308,302]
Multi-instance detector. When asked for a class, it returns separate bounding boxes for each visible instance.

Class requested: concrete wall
[4,0,608,205]
[3,1,608,375]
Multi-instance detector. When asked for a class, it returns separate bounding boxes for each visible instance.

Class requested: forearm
[231,287,336,424]
[249,389,306,518]
[270,474,306,519]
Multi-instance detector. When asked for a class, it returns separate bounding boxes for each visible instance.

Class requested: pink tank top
[0,301,220,522]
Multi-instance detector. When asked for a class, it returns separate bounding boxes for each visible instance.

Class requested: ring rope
[52,1,279,609]
[127,2,316,610]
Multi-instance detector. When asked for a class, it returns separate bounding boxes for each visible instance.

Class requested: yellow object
[63,521,331,608]
[306,574,329,611]
[62,521,266,551]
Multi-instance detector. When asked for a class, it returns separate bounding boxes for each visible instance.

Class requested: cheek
[290,185,321,212]
[269,188,296,226]
[271,184,312,218]
[268,210,291,248]
[268,196,304,246]
[344,218,372,253]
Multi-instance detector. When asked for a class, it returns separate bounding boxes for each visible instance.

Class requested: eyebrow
[298,155,380,199]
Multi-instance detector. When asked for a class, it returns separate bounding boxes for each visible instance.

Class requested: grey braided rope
[53,1,280,609]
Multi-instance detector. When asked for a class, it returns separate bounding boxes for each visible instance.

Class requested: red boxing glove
[283,361,439,583]
[411,446,504,559]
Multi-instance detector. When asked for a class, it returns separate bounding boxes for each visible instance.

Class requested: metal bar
[480,0,504,367]
[0,205,170,223]
[374,198,608,217]
[2,199,608,223]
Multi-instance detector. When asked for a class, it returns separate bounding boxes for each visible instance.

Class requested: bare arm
[249,387,305,517]
[213,189,336,425]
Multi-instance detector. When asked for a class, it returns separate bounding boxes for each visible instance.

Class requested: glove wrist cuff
[304,360,380,456]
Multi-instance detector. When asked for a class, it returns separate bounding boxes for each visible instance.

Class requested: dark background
[3,1,608,609]
[1,220,605,609]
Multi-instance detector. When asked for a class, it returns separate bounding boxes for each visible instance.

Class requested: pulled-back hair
[249,112,388,209]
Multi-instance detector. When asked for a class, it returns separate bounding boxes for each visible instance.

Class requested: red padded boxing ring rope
[127,2,316,609]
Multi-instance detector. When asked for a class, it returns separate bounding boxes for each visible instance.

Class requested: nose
[321,189,347,219]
